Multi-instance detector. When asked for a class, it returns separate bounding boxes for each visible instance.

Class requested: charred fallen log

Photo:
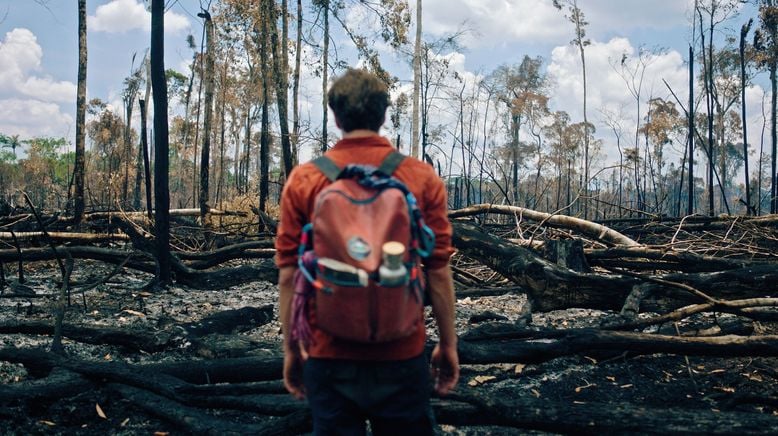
[0,306,274,353]
[457,325,778,364]
[0,231,130,243]
[449,204,640,247]
[2,212,776,302]
[0,367,90,403]
[5,325,778,387]
[448,392,778,435]
[0,245,278,290]
[452,222,778,312]
[143,355,283,384]
[177,240,275,269]
[0,320,174,352]
[452,221,637,311]
[109,384,305,435]
[0,246,155,273]
[585,245,768,273]
[179,306,274,337]
[2,346,776,434]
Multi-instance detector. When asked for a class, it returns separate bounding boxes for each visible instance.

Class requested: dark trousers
[303,354,435,436]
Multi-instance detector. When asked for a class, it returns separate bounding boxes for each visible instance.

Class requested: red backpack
[290,151,435,344]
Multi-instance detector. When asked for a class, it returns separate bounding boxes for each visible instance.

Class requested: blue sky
[0,0,764,168]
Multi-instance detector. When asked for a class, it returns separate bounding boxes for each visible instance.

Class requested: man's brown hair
[327,68,390,132]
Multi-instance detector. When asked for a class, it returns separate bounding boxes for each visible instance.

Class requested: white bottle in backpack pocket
[379,241,408,287]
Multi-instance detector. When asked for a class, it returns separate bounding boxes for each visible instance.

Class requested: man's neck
[341,129,380,139]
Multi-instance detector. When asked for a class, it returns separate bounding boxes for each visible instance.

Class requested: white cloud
[420,0,698,50]
[0,28,76,139]
[547,37,689,163]
[422,0,566,47]
[0,99,73,138]
[581,0,694,34]
[88,0,190,34]
[0,28,76,103]
[0,28,41,75]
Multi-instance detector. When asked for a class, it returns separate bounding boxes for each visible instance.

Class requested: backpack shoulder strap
[376,151,405,177]
[311,156,341,182]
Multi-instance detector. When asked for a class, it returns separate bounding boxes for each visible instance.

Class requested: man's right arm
[426,264,459,395]
[417,165,459,395]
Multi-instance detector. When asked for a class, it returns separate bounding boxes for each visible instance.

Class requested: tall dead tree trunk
[511,113,520,205]
[292,0,302,165]
[73,0,87,225]
[701,7,716,216]
[267,0,293,180]
[134,56,152,211]
[133,102,143,211]
[321,0,330,153]
[139,99,152,219]
[192,25,207,208]
[410,0,422,159]
[573,1,590,220]
[180,36,198,203]
[199,10,215,223]
[258,6,271,216]
[122,96,134,208]
[761,0,778,214]
[230,108,239,196]
[688,45,695,215]
[741,20,753,214]
[771,56,778,214]
[216,65,227,207]
[151,0,171,285]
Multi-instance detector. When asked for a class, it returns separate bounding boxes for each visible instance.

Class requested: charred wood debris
[1,204,778,433]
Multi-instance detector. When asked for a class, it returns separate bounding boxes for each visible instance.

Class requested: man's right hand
[283,349,306,400]
[426,265,459,396]
[431,343,459,396]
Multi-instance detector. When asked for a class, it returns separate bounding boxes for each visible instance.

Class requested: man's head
[328,69,390,133]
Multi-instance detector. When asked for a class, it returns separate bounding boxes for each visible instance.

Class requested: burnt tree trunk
[151,0,171,285]
[73,0,87,225]
[199,10,215,223]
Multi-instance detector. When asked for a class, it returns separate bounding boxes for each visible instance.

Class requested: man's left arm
[275,170,307,399]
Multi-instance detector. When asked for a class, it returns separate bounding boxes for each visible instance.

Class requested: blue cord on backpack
[336,164,436,259]
[297,223,318,286]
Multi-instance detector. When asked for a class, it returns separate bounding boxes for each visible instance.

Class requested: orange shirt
[275,135,454,360]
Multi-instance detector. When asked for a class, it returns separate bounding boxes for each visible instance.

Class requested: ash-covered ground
[1,259,777,435]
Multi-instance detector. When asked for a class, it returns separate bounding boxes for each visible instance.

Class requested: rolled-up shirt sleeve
[421,173,455,269]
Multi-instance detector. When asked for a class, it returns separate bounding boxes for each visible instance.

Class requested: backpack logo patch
[347,236,371,261]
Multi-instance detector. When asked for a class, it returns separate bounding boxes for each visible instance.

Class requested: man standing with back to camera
[275,68,459,435]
